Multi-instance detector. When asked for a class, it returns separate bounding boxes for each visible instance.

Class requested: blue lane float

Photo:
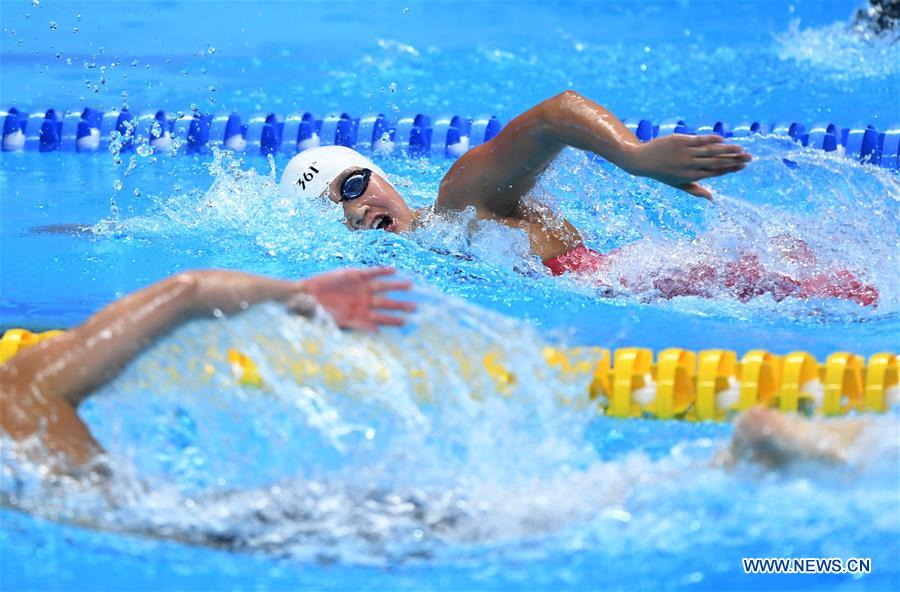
[1,106,898,169]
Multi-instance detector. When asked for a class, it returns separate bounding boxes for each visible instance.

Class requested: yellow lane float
[2,328,897,421]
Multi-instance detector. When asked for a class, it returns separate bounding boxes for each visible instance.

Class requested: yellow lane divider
[2,328,897,421]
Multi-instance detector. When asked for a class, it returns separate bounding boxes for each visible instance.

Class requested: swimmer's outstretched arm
[0,268,414,466]
[437,90,751,216]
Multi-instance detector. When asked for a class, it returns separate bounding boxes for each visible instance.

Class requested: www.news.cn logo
[743,557,872,575]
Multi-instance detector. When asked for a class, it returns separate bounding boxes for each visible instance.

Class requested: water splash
[2,296,898,568]
[775,19,900,79]
[96,138,899,323]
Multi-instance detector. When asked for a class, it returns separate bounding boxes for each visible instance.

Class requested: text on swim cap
[296,165,320,191]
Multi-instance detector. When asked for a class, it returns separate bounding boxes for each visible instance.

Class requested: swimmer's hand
[624,135,751,200]
[296,267,416,332]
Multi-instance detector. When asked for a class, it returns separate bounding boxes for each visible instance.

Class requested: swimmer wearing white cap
[281,91,751,264]
[280,91,878,307]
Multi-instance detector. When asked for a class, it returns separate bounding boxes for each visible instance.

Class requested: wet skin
[326,90,751,263]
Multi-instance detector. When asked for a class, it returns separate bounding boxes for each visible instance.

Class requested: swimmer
[281,90,877,306]
[0,265,875,475]
[0,266,415,467]
[0,269,885,552]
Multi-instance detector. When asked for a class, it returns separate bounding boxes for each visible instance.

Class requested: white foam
[716,376,741,411]
[632,374,657,406]
[2,130,25,151]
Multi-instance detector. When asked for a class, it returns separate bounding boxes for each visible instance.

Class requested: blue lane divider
[2,106,898,169]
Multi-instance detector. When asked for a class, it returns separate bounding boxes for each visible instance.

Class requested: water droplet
[643,45,651,53]
[388,82,397,93]
[207,45,216,55]
[32,0,40,6]
[113,179,123,191]
[48,20,57,30]
[72,27,79,33]
[640,63,648,71]
[133,188,141,197]
[75,13,81,21]
[402,7,409,13]
[208,85,216,92]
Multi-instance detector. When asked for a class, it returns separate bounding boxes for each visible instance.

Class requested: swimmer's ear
[680,182,713,201]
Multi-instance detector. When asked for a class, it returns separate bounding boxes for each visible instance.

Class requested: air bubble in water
[32,0,40,6]
[48,21,57,30]
[207,45,216,55]
[113,180,123,191]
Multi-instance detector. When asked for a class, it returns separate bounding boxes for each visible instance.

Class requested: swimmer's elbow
[171,271,200,290]
[169,271,201,297]
[161,271,202,314]
[534,90,595,139]
[542,90,586,122]
[555,89,585,104]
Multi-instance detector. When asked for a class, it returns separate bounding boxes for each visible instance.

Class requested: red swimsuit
[542,245,878,307]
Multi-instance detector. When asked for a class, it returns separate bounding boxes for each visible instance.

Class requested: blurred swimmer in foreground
[1,267,414,466]
[0,267,878,477]
[0,267,890,554]
[280,90,877,306]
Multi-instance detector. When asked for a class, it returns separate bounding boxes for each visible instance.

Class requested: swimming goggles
[340,168,371,202]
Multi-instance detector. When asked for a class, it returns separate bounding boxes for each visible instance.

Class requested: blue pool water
[1,1,899,590]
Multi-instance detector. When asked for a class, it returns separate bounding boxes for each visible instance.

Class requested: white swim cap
[279,146,390,200]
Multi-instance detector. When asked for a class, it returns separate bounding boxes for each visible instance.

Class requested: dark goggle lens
[340,169,371,201]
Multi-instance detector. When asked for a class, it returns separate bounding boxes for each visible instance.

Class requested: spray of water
[95,138,898,324]
[2,294,898,565]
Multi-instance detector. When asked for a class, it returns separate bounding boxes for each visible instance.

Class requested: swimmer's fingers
[369,312,407,328]
[692,156,750,172]
[697,162,748,178]
[691,143,749,158]
[371,280,413,293]
[688,135,725,147]
[679,182,713,200]
[372,296,417,312]
[362,266,399,278]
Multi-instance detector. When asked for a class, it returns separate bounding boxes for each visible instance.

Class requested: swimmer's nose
[345,204,368,230]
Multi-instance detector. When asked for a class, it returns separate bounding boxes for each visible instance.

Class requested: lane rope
[3,327,896,421]
[1,106,898,168]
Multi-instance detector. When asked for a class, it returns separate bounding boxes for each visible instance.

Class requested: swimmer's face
[327,168,414,233]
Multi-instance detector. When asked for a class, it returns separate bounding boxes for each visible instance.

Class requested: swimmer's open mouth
[372,215,393,231]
